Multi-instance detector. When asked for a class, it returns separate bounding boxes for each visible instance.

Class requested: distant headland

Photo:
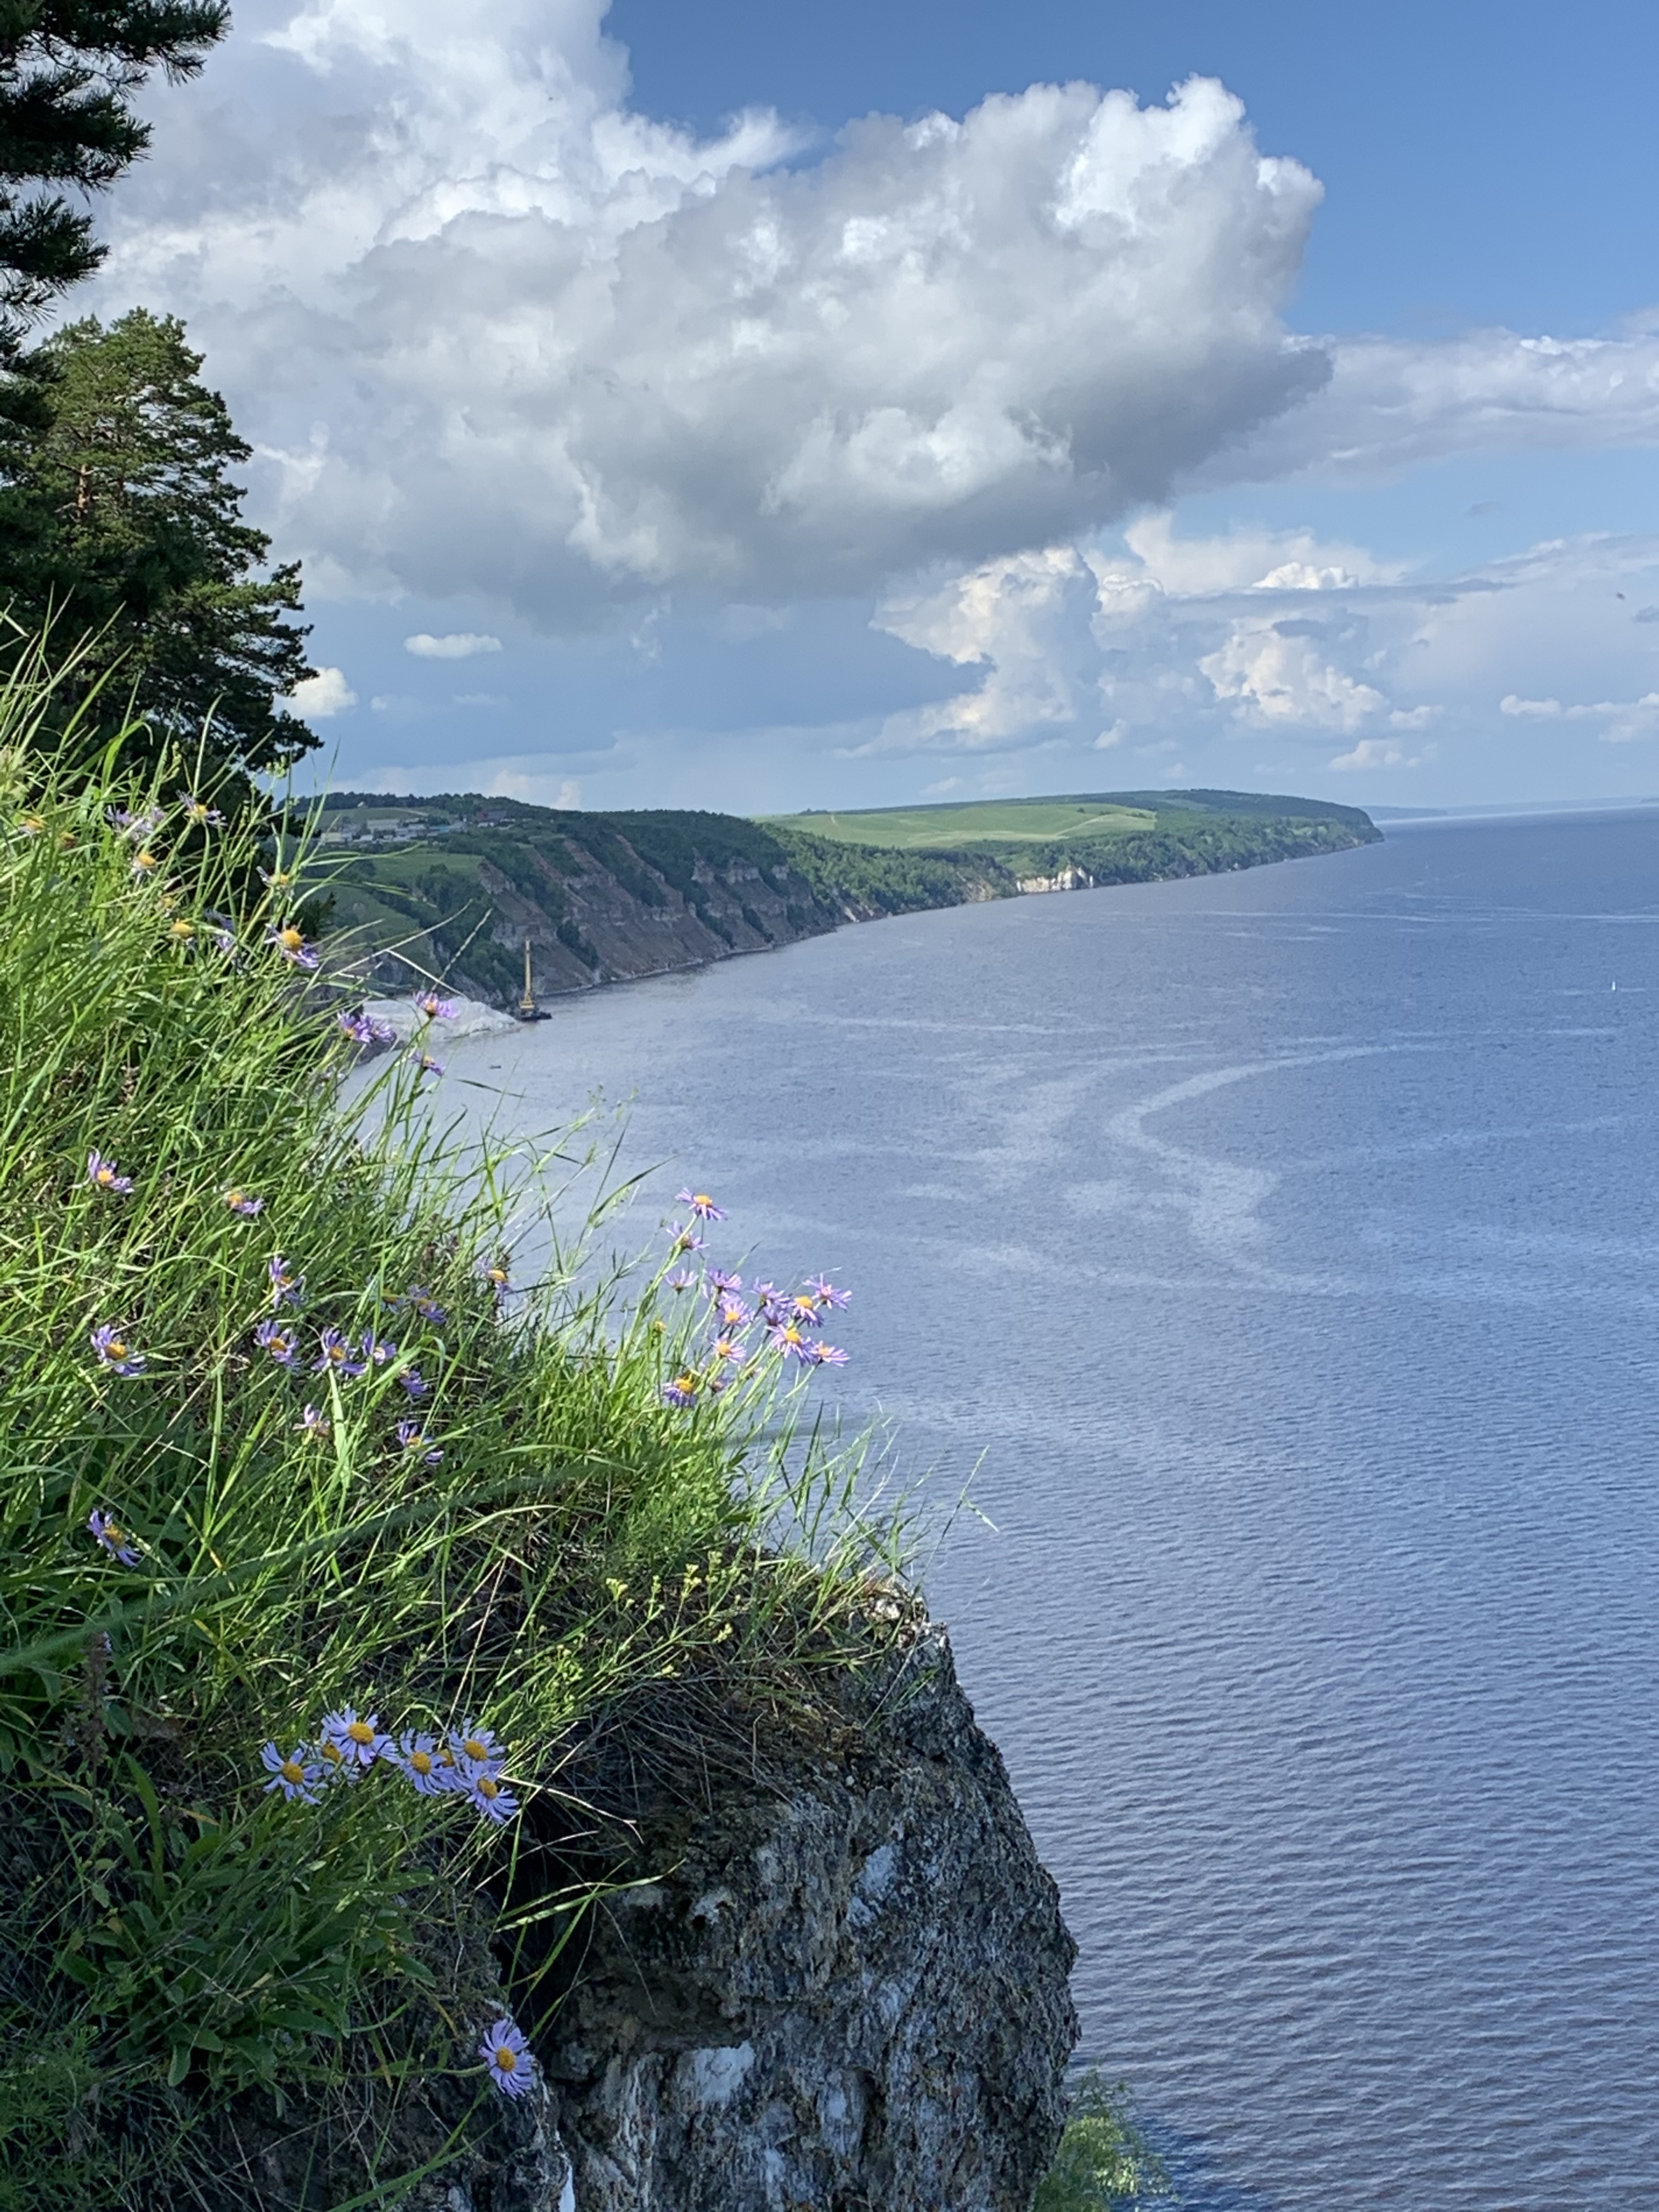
[315,786,1381,1007]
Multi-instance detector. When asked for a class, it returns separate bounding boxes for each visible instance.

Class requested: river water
[438,810,1659,2212]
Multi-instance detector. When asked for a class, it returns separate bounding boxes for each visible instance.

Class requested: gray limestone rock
[544,1623,1077,2211]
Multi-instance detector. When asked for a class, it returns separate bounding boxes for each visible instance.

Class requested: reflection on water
[441,810,1659,2210]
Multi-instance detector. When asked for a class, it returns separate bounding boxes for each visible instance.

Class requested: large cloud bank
[872,520,1659,780]
[99,0,1327,617]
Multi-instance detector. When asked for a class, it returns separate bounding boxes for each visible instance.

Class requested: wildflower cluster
[259,1712,518,1827]
[657,1192,850,1409]
[251,1267,446,1447]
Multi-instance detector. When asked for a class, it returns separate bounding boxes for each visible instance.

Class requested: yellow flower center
[438,1746,456,1767]
[170,921,194,940]
[494,2046,517,2073]
[462,1737,488,1760]
[276,927,302,951]
[135,850,156,870]
[346,1720,375,1746]
[410,1750,433,1775]
[477,1775,500,1801]
[106,1339,127,1359]
[104,1523,125,1545]
[320,1741,343,1765]
[673,1372,698,1396]
[280,1758,305,1785]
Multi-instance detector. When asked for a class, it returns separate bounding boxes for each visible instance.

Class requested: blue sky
[88,0,1659,811]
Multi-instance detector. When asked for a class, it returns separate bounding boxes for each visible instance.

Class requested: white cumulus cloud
[1328,736,1436,774]
[1201,620,1386,732]
[857,520,1659,783]
[95,4,1327,618]
[287,665,357,717]
[404,632,503,659]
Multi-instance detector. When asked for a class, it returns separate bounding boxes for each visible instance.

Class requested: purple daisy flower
[336,1009,376,1045]
[207,924,237,956]
[785,1294,825,1330]
[805,1341,849,1367]
[449,1723,506,1771]
[267,923,319,971]
[715,1295,751,1331]
[805,1275,851,1311]
[465,1768,520,1827]
[391,1729,449,1797]
[261,1741,324,1803]
[665,1268,699,1294]
[395,1418,443,1466]
[254,1318,301,1369]
[362,1330,398,1366]
[709,1336,747,1367]
[405,1288,449,1328]
[706,1268,743,1296]
[667,1223,706,1257]
[408,1048,445,1076]
[412,991,459,1021]
[676,1188,726,1222]
[268,1254,304,1307]
[86,1150,133,1197]
[320,1707,390,1769]
[752,1283,791,1327]
[179,793,224,827]
[110,805,163,840]
[481,1256,512,1300]
[768,1321,814,1364]
[91,1324,144,1377]
[87,1509,139,1566]
[223,1187,264,1217]
[298,1403,331,1440]
[398,1367,430,1402]
[478,2017,535,2097]
[662,1373,701,1409]
[314,1328,367,1380]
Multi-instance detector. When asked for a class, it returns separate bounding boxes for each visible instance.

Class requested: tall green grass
[0,661,894,2205]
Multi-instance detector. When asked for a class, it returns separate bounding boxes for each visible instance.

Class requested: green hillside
[304,786,1381,1008]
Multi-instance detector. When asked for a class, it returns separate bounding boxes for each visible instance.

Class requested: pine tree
[1,309,318,780]
[0,0,228,349]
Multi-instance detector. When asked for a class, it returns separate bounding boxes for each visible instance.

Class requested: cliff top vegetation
[0,657,893,2208]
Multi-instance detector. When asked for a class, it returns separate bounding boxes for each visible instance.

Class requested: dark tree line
[1,4,320,786]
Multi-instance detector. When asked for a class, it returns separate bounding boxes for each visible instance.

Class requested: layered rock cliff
[546,1621,1077,2212]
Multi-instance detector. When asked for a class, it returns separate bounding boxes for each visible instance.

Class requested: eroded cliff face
[478,847,838,1001]
[543,1623,1077,2212]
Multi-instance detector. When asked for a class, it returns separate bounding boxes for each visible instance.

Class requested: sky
[80,0,1659,812]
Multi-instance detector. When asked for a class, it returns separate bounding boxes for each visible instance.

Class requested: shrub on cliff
[0,669,881,2207]
[1036,2073,1173,2210]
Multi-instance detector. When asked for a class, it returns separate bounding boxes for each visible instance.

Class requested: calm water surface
[443,811,1659,2212]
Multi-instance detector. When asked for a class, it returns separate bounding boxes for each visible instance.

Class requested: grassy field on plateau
[766,795,1159,848]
